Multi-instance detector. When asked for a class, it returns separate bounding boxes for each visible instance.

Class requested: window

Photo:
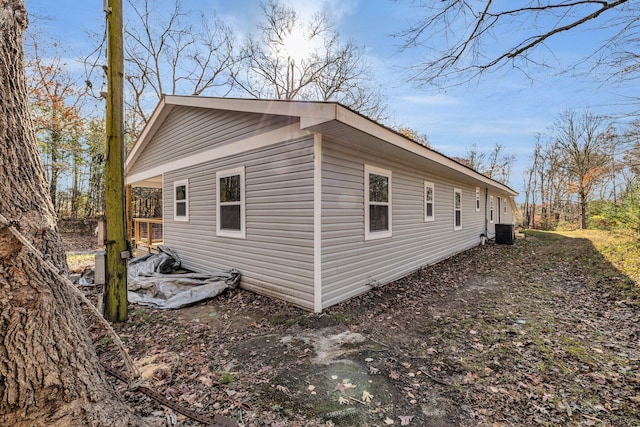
[503,200,508,214]
[174,179,189,222]
[454,188,462,230]
[489,195,494,223]
[365,165,392,240]
[424,181,435,222]
[475,187,480,211]
[216,167,245,238]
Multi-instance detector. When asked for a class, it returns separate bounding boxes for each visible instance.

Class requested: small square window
[174,179,189,222]
[424,181,434,222]
[365,165,392,240]
[216,167,245,238]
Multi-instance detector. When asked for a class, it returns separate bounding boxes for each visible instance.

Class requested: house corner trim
[313,132,323,313]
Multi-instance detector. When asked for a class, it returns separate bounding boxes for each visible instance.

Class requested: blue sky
[27,0,639,200]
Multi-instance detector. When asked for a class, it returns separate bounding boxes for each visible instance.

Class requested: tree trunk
[49,130,60,212]
[0,2,142,425]
[580,189,587,229]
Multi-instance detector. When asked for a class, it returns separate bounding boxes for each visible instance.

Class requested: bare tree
[396,126,430,147]
[396,0,634,86]
[123,0,236,132]
[25,38,87,212]
[552,110,614,229]
[522,135,543,228]
[457,142,515,185]
[0,1,142,424]
[84,117,107,218]
[234,0,387,121]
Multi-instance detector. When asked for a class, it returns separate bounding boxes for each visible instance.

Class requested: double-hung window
[365,165,392,240]
[454,188,462,230]
[424,181,435,222]
[216,167,245,238]
[174,179,189,222]
[475,187,481,211]
[489,195,494,223]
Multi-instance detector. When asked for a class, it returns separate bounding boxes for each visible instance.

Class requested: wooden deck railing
[133,218,163,252]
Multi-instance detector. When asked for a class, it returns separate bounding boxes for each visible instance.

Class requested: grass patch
[268,313,303,326]
[522,229,568,241]
[568,229,640,284]
[218,372,234,384]
[524,229,640,301]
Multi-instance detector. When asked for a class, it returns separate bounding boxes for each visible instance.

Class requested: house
[125,96,518,312]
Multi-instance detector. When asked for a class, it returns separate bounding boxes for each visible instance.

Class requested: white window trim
[489,195,494,223]
[216,166,246,239]
[364,165,392,241]
[503,199,508,214]
[454,187,462,231]
[475,187,481,212]
[173,179,189,222]
[424,181,435,222]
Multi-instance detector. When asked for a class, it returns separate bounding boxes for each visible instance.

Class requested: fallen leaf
[338,396,350,405]
[384,417,395,425]
[275,385,290,394]
[370,366,380,374]
[342,379,357,389]
[471,343,484,351]
[389,370,400,380]
[399,415,414,426]
[307,385,315,391]
[362,390,373,403]
[462,372,478,384]
[198,375,213,387]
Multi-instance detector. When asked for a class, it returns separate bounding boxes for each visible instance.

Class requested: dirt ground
[67,232,640,427]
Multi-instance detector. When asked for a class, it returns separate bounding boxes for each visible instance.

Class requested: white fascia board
[125,97,173,174]
[126,122,309,186]
[334,105,518,197]
[164,95,337,126]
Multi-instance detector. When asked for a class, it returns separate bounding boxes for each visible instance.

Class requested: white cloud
[280,0,358,23]
[460,118,550,137]
[400,94,461,106]
[321,0,359,22]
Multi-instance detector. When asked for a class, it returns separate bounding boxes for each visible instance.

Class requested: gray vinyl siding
[163,137,316,310]
[129,107,295,176]
[321,138,489,309]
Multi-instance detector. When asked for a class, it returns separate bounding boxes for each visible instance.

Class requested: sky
[26,0,640,201]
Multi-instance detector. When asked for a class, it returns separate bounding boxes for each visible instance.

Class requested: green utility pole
[104,0,128,322]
